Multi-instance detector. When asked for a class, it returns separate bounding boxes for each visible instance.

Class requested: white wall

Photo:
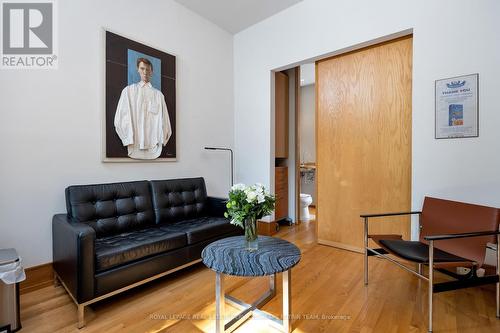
[300,84,315,203]
[300,63,315,87]
[0,0,234,267]
[284,69,296,221]
[234,0,500,239]
[299,84,315,164]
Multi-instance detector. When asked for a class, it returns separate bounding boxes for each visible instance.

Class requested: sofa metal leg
[77,304,85,329]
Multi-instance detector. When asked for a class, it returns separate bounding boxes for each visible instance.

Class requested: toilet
[299,193,313,221]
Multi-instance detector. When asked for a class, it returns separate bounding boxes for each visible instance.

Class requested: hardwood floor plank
[19,218,500,332]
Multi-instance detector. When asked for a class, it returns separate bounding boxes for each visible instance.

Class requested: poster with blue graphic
[435,73,478,139]
[448,104,463,126]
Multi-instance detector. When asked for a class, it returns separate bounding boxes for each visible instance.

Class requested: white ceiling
[174,0,303,34]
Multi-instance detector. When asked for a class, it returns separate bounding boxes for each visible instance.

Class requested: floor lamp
[204,147,234,187]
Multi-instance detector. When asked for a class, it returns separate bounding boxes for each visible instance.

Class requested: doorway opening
[271,31,413,252]
[297,63,316,224]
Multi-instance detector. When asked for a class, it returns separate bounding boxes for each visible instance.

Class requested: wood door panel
[275,72,289,158]
[316,36,413,251]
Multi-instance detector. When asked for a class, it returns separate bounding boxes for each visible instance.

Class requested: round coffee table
[202,236,301,333]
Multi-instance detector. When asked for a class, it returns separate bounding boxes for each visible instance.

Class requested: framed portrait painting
[104,31,176,161]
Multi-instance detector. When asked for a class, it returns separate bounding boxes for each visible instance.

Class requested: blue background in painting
[127,49,161,90]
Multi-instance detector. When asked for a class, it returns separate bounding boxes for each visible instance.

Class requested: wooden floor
[20,216,499,332]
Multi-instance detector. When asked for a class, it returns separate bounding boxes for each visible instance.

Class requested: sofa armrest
[52,214,95,303]
[206,196,228,217]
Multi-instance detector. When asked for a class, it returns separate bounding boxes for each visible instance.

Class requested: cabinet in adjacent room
[275,71,289,158]
[274,166,288,221]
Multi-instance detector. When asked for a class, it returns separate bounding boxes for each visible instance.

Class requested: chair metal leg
[77,304,85,329]
[417,263,423,275]
[215,272,225,333]
[428,240,434,332]
[364,217,368,285]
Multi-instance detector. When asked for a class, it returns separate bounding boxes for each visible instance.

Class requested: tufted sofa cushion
[150,178,208,224]
[160,217,240,245]
[65,181,155,238]
[94,226,186,272]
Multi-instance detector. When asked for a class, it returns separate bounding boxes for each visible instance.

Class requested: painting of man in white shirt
[114,57,172,159]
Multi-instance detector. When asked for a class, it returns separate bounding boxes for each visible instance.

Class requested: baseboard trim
[20,262,53,294]
[317,239,364,254]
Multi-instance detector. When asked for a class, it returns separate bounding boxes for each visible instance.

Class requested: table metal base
[215,270,292,333]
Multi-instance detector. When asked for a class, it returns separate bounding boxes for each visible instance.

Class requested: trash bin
[0,249,25,333]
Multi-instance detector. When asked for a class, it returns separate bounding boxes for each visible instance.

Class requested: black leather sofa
[52,177,241,328]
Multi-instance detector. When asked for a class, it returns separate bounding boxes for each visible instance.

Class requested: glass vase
[244,217,258,251]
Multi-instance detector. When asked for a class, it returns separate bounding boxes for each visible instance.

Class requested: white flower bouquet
[224,183,275,228]
[224,183,275,250]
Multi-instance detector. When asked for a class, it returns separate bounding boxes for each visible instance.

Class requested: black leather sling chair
[361,197,500,332]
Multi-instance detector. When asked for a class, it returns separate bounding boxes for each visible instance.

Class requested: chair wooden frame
[362,210,500,332]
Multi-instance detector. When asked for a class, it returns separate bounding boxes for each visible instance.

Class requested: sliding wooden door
[316,36,413,252]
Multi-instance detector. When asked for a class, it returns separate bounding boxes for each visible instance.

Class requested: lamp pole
[204,147,234,186]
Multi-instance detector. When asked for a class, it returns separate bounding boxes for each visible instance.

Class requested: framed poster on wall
[104,30,176,161]
[435,73,478,139]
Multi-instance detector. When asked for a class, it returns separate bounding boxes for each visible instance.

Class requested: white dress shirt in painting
[114,81,172,159]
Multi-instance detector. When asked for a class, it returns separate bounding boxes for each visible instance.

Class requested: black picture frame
[104,31,176,160]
